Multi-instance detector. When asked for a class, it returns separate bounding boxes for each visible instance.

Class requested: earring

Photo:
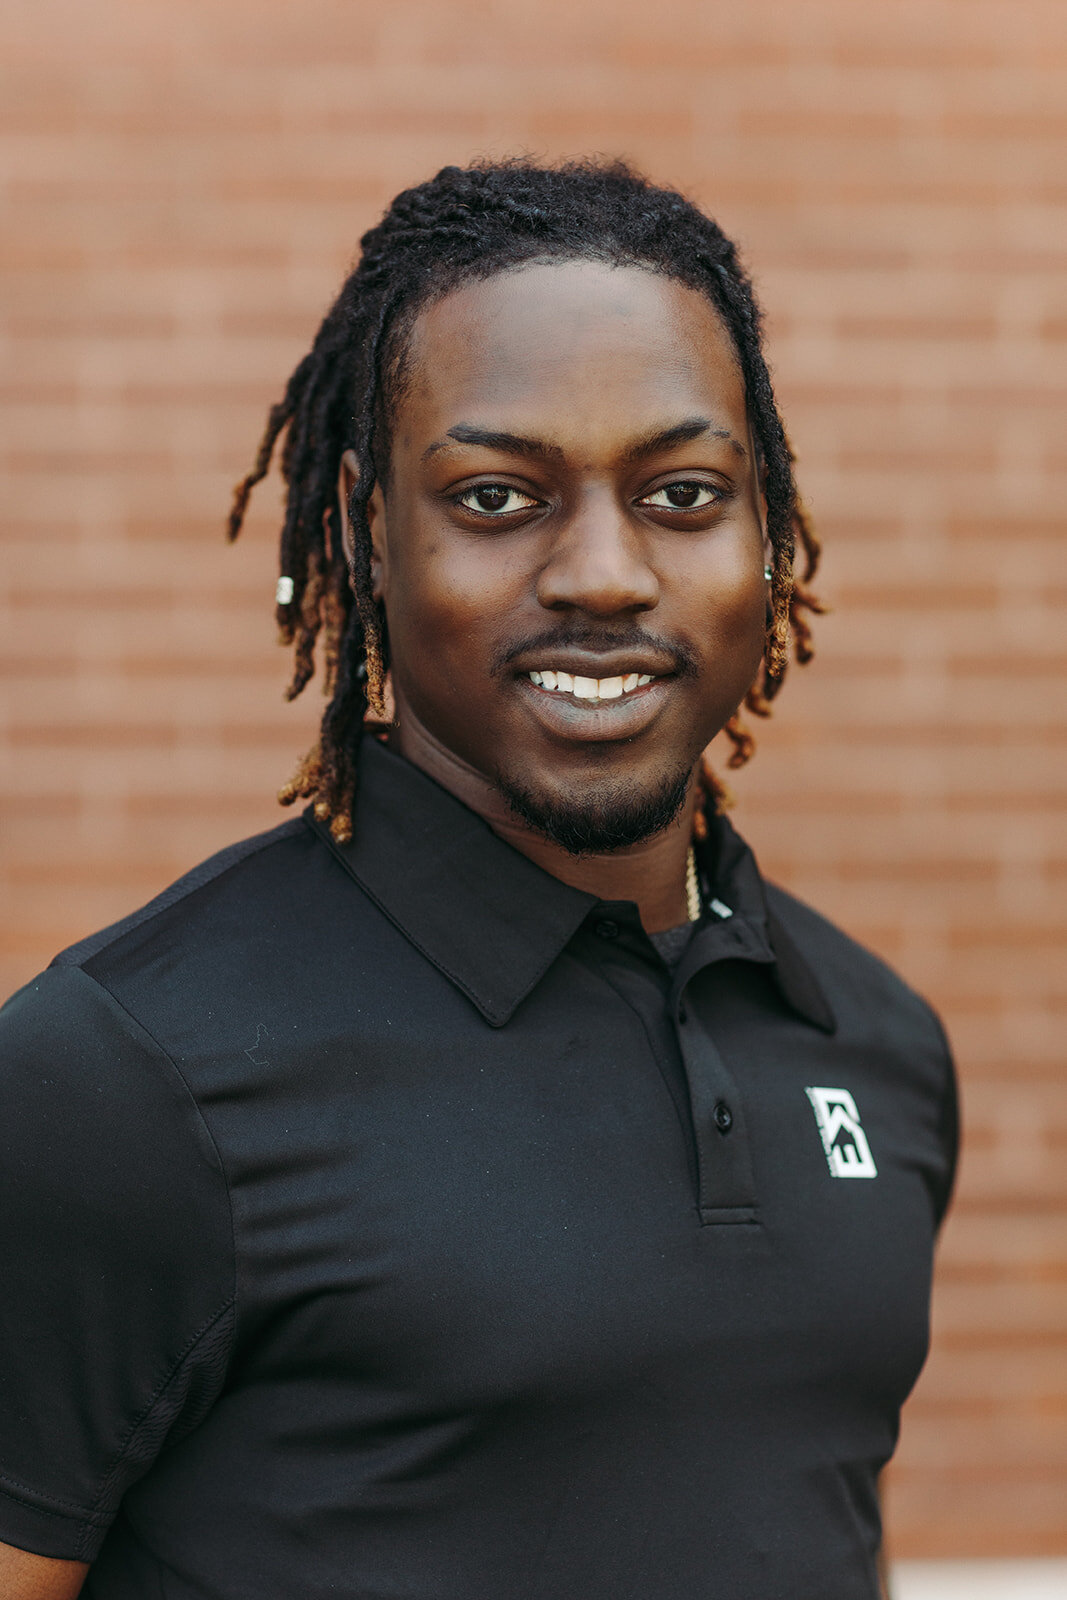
[763,565,773,582]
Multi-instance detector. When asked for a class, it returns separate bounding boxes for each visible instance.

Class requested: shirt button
[714,1101,733,1134]
[595,919,620,940]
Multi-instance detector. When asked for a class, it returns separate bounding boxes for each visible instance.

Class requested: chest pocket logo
[805,1087,878,1179]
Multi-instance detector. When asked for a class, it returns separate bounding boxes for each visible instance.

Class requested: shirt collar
[310,738,834,1034]
[310,740,595,1027]
[689,816,836,1034]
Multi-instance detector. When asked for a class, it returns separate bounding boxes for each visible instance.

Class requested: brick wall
[1,0,1064,1558]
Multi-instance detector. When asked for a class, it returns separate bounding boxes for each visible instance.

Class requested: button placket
[674,983,758,1225]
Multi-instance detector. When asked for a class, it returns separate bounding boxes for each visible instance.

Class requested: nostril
[535,526,660,615]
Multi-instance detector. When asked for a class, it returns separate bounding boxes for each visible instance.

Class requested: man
[0,160,956,1599]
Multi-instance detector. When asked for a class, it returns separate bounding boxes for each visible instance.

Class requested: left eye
[641,482,720,510]
[455,485,539,515]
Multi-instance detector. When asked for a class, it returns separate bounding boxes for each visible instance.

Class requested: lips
[505,638,686,741]
[515,668,673,743]
[527,668,655,701]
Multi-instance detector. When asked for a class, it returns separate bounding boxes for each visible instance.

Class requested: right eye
[454,485,540,516]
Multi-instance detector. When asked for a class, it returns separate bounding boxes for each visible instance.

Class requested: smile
[516,667,673,745]
[526,670,656,702]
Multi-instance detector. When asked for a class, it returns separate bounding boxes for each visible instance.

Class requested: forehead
[393,260,747,453]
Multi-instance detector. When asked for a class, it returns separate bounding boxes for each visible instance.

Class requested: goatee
[497,764,692,856]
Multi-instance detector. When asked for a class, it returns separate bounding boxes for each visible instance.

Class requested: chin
[496,762,692,856]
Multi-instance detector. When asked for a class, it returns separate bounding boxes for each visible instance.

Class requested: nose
[536,489,659,616]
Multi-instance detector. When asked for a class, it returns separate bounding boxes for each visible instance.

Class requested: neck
[390,708,697,934]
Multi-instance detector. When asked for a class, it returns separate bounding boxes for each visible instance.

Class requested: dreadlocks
[227,157,823,843]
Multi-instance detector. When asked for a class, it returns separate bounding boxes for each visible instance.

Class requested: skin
[347,259,771,931]
[0,261,772,1595]
[0,1544,87,1599]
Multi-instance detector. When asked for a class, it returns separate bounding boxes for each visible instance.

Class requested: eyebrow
[422,425,565,463]
[621,417,747,462]
[421,416,747,465]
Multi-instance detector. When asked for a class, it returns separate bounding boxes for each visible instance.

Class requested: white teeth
[527,668,659,700]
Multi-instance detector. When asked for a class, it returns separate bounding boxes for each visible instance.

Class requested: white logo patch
[805,1087,878,1179]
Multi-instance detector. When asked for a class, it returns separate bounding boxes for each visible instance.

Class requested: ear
[337,448,388,602]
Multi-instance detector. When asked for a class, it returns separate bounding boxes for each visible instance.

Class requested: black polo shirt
[0,740,957,1600]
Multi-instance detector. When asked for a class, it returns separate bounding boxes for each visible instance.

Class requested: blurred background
[0,0,1064,1584]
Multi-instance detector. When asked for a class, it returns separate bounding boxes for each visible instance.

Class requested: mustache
[493,624,698,676]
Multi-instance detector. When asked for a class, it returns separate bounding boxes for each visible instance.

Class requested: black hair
[228,157,822,842]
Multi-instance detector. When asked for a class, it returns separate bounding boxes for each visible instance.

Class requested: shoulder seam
[72,967,240,1317]
[53,820,309,970]
[57,968,241,1540]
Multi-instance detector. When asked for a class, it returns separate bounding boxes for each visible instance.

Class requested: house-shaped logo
[805,1086,878,1179]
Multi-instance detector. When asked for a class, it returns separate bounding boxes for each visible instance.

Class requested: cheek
[680,543,766,655]
[389,557,494,649]
[383,533,525,698]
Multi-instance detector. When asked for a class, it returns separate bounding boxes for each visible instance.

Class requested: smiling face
[366,258,770,853]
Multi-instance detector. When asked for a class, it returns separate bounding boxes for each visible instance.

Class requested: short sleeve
[0,965,235,1561]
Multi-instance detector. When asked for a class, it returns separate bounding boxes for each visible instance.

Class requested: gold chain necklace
[685,846,701,924]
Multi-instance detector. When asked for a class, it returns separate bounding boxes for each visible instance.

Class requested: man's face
[368,259,769,851]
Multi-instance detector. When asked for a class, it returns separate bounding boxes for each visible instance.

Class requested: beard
[496,761,692,856]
